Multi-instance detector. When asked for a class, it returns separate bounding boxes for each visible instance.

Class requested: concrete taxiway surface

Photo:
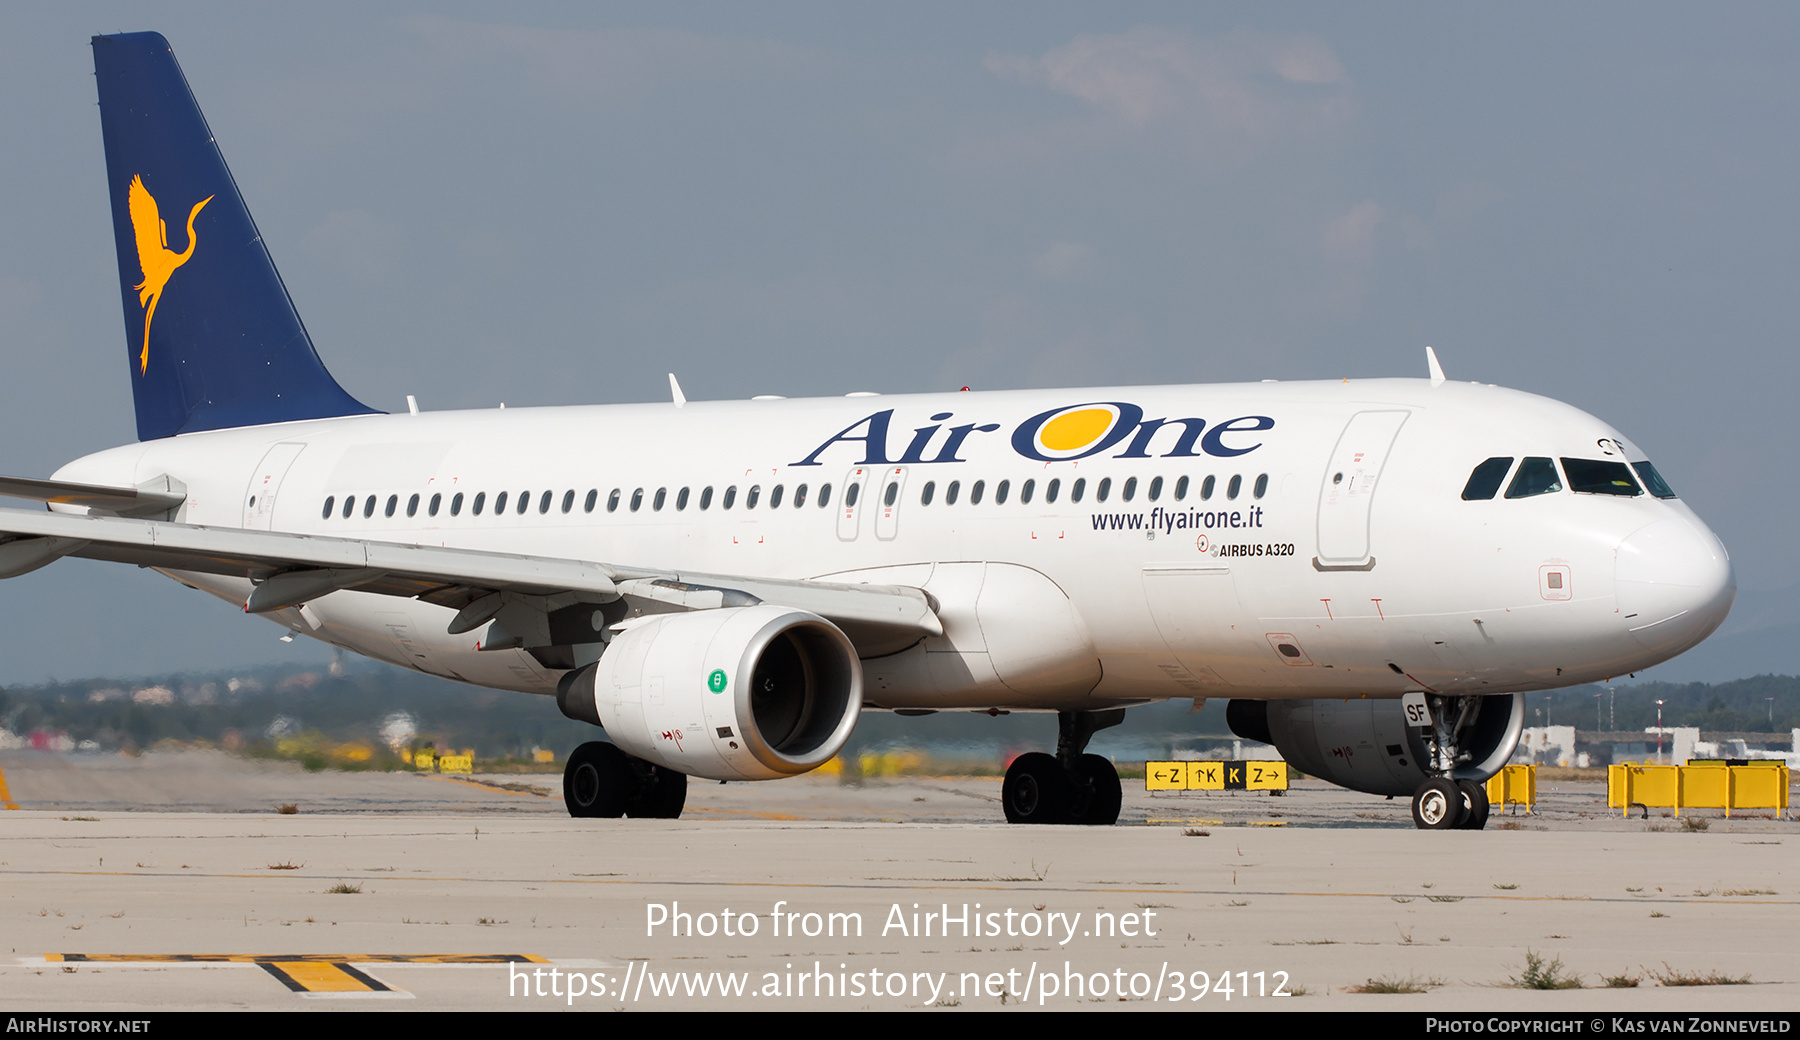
[0,749,1793,1011]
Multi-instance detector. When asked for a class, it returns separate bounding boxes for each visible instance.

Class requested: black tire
[1003,752,1068,824]
[1455,779,1490,831]
[1071,754,1122,826]
[1411,777,1467,830]
[563,741,631,818]
[631,764,689,819]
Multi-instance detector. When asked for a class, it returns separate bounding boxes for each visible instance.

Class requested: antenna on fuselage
[1425,346,1446,387]
[669,373,687,409]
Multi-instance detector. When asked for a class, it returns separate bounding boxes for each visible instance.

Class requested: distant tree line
[1,665,1794,763]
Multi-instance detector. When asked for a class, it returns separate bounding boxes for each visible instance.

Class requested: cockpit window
[1561,458,1642,496]
[1461,457,1513,500]
[1632,461,1677,499]
[1504,457,1562,499]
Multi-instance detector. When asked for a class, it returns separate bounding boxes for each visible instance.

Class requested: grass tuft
[1347,974,1440,994]
[1511,949,1582,990]
[326,882,361,894]
[1648,963,1752,987]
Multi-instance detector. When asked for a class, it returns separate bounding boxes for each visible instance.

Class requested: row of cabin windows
[911,473,1267,508]
[319,471,1270,522]
[320,484,840,521]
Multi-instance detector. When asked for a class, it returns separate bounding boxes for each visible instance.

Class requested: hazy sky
[0,4,1795,683]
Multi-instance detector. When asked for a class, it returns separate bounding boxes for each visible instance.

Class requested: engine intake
[558,605,862,781]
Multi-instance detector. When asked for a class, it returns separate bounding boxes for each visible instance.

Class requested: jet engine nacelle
[1228,694,1524,798]
[558,605,862,781]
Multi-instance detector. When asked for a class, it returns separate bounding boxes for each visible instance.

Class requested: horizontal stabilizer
[0,474,186,517]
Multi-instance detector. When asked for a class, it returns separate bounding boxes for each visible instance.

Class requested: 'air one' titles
[792,402,1277,467]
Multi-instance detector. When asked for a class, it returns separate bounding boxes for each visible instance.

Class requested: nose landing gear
[1001,709,1126,825]
[1409,776,1490,830]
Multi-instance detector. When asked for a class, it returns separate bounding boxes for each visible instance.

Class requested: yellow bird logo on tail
[127,174,213,374]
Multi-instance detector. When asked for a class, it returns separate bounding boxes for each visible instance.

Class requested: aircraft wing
[0,506,941,657]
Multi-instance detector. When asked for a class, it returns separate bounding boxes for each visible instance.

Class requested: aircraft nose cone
[1615,517,1735,660]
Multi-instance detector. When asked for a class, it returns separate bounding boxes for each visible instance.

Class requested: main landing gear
[1002,709,1125,825]
[563,741,688,819]
[1410,777,1490,830]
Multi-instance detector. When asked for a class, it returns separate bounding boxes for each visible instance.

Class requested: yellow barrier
[437,755,473,775]
[1608,761,1789,818]
[1485,764,1537,813]
[1144,760,1288,792]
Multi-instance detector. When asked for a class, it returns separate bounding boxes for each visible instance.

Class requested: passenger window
[1200,476,1215,501]
[1046,478,1060,503]
[971,480,985,505]
[539,490,552,514]
[1021,478,1035,504]
[677,487,690,510]
[700,486,714,510]
[407,493,420,517]
[1632,461,1677,500]
[747,485,760,509]
[631,488,644,512]
[770,485,784,509]
[793,484,807,508]
[1122,477,1137,502]
[1096,477,1111,502]
[584,489,597,513]
[429,493,441,517]
[1174,475,1189,501]
[342,496,355,519]
[607,489,621,513]
[946,480,960,505]
[1461,457,1514,501]
[384,494,397,518]
[1227,475,1241,500]
[1071,478,1086,503]
[472,492,486,515]
[1147,476,1162,501]
[883,482,898,507]
[518,491,530,515]
[654,488,667,511]
[844,483,859,507]
[921,481,935,506]
[1562,458,1641,496]
[321,496,334,519]
[1253,474,1268,499]
[561,490,574,513]
[995,479,1009,504]
[451,492,463,516]
[723,486,737,509]
[495,491,509,514]
[1505,457,1563,499]
[818,484,832,508]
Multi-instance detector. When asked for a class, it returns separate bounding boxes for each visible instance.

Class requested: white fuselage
[49,377,1736,710]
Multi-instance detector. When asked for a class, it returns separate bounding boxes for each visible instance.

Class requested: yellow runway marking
[0,765,18,810]
[262,960,391,993]
[427,775,549,798]
[49,953,548,998]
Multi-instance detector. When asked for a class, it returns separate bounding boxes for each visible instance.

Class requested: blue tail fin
[92,32,379,441]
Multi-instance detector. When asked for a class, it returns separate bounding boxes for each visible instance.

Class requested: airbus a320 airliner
[0,33,1735,828]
